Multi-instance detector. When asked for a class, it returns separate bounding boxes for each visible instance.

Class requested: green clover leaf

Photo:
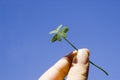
[49,24,68,42]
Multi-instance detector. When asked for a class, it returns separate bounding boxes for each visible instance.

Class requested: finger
[38,51,77,80]
[67,48,90,80]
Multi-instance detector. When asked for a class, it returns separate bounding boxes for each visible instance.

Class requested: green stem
[64,37,78,50]
[89,60,108,75]
[63,37,108,76]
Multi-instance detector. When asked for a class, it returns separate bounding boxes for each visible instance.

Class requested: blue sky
[0,0,120,80]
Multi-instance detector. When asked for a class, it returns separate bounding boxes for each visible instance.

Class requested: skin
[38,48,90,80]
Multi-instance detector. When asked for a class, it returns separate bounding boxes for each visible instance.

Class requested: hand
[39,48,90,80]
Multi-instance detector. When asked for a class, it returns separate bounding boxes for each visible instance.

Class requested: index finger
[38,51,77,80]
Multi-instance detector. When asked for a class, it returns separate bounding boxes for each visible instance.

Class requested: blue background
[0,0,120,80]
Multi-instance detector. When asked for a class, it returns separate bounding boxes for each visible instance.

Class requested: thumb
[67,48,90,80]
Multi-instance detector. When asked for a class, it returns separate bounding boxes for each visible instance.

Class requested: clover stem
[89,60,108,75]
[63,37,108,76]
[64,37,78,50]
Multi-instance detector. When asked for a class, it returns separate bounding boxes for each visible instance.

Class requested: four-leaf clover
[49,24,68,42]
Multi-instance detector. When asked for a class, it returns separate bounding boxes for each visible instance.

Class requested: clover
[49,24,109,76]
[49,24,68,42]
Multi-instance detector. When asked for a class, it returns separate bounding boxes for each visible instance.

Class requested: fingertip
[77,48,90,64]
[78,48,90,56]
[65,50,77,62]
